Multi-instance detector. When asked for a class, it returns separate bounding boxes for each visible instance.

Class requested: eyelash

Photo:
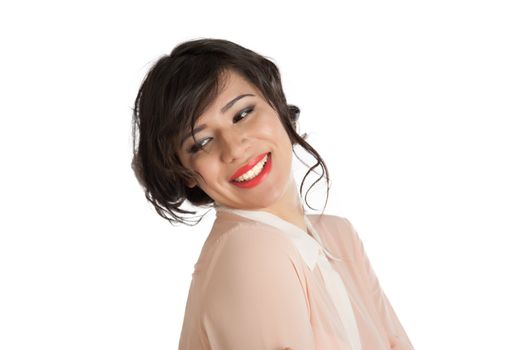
[189,105,255,154]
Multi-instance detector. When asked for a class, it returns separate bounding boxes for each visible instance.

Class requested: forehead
[192,70,261,124]
[211,70,260,106]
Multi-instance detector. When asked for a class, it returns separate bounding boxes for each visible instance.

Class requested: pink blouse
[178,207,414,349]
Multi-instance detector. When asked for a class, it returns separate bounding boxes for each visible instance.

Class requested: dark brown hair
[131,38,330,226]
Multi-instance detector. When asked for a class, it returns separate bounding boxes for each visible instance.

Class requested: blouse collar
[214,204,343,270]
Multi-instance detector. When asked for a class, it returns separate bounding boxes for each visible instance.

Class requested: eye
[187,105,255,154]
[233,105,255,123]
[189,138,212,154]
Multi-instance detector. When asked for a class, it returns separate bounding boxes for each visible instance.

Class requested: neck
[215,174,309,233]
[260,176,308,233]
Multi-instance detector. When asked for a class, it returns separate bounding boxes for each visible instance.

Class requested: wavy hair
[131,38,330,225]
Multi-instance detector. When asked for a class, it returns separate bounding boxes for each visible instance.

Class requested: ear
[185,178,198,188]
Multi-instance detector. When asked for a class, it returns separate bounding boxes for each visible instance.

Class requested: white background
[1,0,525,349]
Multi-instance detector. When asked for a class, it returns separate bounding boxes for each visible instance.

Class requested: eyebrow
[180,93,255,146]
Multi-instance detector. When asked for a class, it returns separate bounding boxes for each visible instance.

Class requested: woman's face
[177,70,296,211]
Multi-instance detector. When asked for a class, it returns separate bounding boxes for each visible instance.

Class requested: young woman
[131,38,414,350]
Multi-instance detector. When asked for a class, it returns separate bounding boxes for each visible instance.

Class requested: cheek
[254,113,288,140]
[192,157,222,183]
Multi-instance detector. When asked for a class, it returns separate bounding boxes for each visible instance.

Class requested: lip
[229,152,269,181]
[230,152,272,189]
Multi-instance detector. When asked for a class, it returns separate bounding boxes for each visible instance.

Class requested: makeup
[230,152,272,189]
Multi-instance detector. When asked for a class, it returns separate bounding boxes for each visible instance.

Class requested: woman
[131,38,414,350]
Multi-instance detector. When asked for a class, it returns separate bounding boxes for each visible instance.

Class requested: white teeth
[233,154,269,182]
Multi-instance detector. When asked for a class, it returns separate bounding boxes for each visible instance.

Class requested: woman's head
[131,38,329,225]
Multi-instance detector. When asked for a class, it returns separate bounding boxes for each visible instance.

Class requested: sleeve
[344,218,415,350]
[200,227,316,350]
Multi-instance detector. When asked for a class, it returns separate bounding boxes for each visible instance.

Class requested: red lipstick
[229,152,269,181]
[230,152,272,189]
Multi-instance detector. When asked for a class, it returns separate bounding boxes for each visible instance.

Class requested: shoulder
[307,213,358,239]
[216,220,300,255]
[203,220,304,277]
[200,217,298,260]
[306,213,363,259]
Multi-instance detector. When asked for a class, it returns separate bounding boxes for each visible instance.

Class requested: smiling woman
[131,38,414,350]
[131,38,321,227]
[175,69,300,214]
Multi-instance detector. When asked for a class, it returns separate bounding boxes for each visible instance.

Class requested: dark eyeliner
[188,144,200,154]
[188,138,209,154]
[234,105,255,122]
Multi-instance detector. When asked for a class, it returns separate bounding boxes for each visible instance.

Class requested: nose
[219,129,249,163]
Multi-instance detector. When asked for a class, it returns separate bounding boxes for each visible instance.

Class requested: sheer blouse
[178,207,414,349]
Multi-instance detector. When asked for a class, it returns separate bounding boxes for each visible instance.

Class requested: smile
[230,152,272,189]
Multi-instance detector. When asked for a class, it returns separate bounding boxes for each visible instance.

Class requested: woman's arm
[200,227,316,350]
[344,218,415,350]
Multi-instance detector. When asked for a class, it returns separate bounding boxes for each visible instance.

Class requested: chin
[255,183,289,208]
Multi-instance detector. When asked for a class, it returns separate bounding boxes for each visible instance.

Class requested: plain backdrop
[1,0,525,349]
